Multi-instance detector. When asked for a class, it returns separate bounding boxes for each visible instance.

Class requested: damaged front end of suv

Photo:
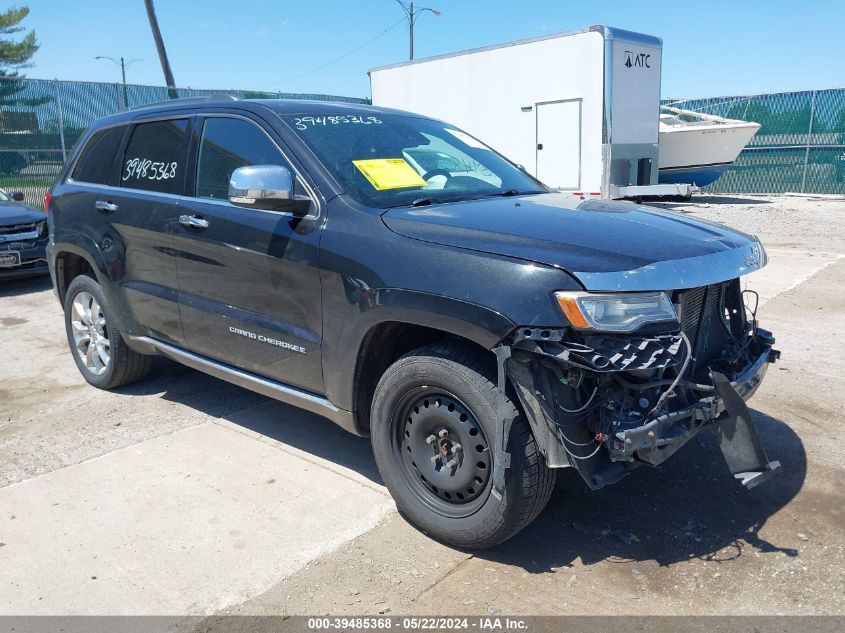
[495,265,781,496]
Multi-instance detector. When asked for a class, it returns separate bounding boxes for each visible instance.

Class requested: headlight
[555,291,678,332]
[36,220,47,238]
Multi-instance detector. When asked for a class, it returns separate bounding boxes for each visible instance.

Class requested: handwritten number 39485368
[123,158,178,182]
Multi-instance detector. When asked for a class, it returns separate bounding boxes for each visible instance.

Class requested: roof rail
[130,94,240,110]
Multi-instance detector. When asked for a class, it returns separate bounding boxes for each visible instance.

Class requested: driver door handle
[179,214,209,229]
[94,200,118,213]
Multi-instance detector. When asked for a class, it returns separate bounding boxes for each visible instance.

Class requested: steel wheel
[394,388,493,519]
[70,291,110,375]
[371,342,557,548]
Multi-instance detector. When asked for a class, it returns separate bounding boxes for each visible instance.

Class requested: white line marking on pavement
[745,249,844,307]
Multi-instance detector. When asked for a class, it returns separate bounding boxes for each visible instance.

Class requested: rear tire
[63,275,152,389]
[370,341,555,549]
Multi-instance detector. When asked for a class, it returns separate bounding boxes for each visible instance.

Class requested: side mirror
[10,191,24,202]
[228,165,310,216]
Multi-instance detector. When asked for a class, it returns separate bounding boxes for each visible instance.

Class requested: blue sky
[23,0,844,99]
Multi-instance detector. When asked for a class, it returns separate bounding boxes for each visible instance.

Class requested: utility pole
[393,0,440,61]
[143,0,177,98]
[95,56,141,109]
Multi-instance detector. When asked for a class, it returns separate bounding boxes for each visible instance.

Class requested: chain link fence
[3,78,843,204]
[0,77,369,207]
[664,88,845,194]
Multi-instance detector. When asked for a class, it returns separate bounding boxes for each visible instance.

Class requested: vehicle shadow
[113,358,383,484]
[114,363,803,570]
[220,398,382,483]
[0,274,52,298]
[479,410,805,571]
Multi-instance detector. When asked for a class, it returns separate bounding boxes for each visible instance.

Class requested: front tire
[63,275,152,389]
[370,341,555,549]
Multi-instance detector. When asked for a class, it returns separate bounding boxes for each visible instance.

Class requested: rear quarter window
[70,126,126,185]
[120,118,189,195]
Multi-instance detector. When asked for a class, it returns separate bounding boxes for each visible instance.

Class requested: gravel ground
[649,194,845,251]
[1,194,844,617]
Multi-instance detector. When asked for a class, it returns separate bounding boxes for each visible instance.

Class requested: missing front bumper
[612,346,770,458]
[613,353,781,488]
[504,327,781,491]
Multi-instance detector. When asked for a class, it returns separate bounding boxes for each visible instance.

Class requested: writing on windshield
[282,113,543,208]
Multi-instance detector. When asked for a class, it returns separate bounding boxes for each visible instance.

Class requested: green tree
[0,5,45,108]
[0,6,37,71]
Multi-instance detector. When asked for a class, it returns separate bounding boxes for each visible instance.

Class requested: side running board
[128,335,359,436]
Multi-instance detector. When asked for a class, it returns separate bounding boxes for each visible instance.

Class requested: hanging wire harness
[500,280,780,490]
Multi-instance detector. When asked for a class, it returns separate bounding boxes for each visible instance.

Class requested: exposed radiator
[677,283,735,379]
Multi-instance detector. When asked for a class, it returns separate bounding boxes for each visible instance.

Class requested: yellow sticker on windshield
[352,158,427,190]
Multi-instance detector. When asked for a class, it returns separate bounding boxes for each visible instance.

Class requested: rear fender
[51,233,109,294]
[50,231,134,333]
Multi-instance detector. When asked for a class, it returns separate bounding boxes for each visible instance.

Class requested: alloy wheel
[70,291,110,375]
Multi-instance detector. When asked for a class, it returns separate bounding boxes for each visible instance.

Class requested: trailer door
[535,99,581,190]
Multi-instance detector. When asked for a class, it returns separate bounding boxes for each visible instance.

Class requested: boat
[658,105,760,187]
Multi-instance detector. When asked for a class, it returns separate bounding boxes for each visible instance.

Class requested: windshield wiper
[406,190,539,208]
[487,189,544,198]
[410,194,476,207]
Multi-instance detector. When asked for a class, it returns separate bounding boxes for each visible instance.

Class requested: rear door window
[71,125,126,185]
[120,118,189,195]
[195,117,291,200]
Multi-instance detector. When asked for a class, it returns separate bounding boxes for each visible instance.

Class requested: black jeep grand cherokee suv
[47,97,781,548]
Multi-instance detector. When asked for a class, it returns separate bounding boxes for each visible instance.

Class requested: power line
[260,18,405,89]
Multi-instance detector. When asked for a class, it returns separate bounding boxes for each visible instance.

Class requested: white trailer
[370,25,692,199]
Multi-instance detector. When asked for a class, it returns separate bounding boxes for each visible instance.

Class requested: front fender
[353,288,515,348]
[322,287,516,411]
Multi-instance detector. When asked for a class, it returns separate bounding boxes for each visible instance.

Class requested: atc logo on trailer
[624,50,651,68]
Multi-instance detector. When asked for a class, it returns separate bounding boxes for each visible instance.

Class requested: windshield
[0,190,8,202]
[281,113,545,209]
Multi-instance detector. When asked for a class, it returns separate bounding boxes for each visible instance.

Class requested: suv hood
[383,194,767,291]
